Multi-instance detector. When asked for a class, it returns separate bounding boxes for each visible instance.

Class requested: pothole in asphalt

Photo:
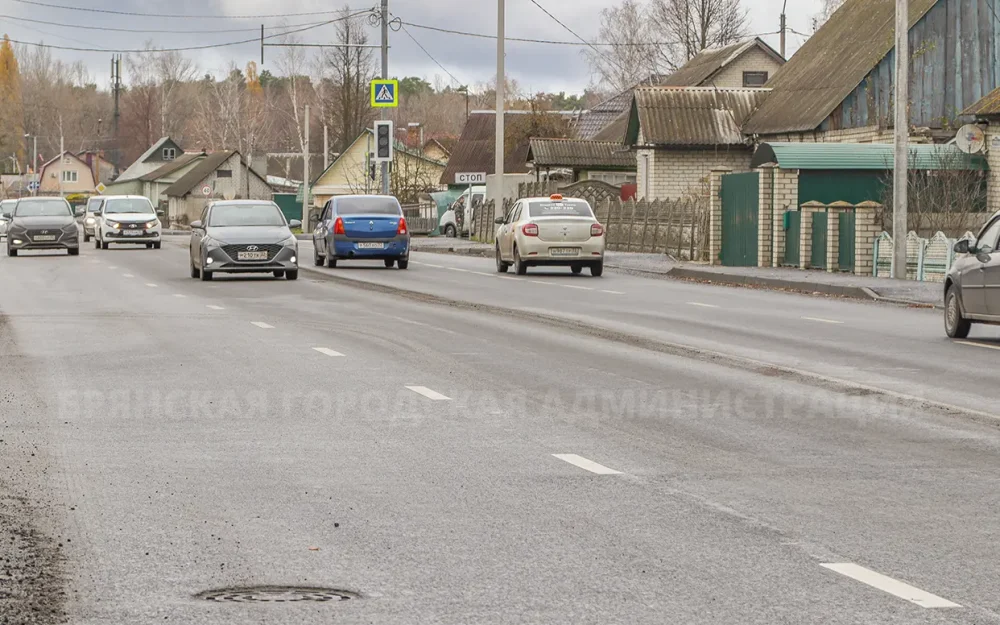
[196,586,359,603]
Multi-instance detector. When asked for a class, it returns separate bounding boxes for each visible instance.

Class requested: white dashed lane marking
[601,290,625,295]
[206,305,225,310]
[552,454,622,475]
[173,294,186,298]
[802,317,844,324]
[313,347,345,357]
[956,340,1000,351]
[405,386,451,401]
[687,302,720,308]
[820,563,960,608]
[145,283,157,288]
[123,274,134,278]
[250,322,274,329]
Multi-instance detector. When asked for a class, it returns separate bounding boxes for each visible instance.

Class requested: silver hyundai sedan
[189,200,301,281]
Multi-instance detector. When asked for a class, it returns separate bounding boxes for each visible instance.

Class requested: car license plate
[237,251,268,261]
[357,242,385,249]
[32,235,56,242]
[123,230,143,236]
[550,247,580,256]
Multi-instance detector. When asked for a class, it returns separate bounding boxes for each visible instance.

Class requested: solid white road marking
[529,280,549,285]
[206,305,225,310]
[145,283,157,288]
[561,284,594,291]
[820,563,960,608]
[446,267,474,273]
[687,302,720,308]
[956,340,1000,351]
[802,317,844,324]
[552,454,622,475]
[601,290,625,295]
[250,322,274,329]
[405,386,451,401]
[313,347,345,357]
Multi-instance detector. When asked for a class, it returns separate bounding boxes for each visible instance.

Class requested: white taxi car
[494,194,605,276]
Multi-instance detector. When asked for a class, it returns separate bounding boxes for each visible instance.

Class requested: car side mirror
[289,219,302,229]
[74,207,84,217]
[156,210,165,217]
[954,239,971,254]
[977,252,992,264]
[0,212,9,220]
[190,220,203,229]
[494,216,504,225]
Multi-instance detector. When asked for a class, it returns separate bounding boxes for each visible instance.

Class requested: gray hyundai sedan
[4,197,82,257]
[189,200,301,281]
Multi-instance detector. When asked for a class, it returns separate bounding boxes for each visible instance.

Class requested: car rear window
[14,199,72,217]
[528,200,593,218]
[336,197,401,216]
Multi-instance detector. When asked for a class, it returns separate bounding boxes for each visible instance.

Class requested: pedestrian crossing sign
[370,79,399,108]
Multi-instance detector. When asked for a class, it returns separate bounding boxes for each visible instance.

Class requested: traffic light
[373,120,393,163]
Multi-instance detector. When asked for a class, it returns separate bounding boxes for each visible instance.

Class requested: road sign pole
[380,0,390,196]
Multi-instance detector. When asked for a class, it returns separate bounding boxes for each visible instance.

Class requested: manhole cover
[197,586,358,603]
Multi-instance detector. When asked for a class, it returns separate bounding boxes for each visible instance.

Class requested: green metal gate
[838,210,856,272]
[720,173,759,267]
[273,193,301,222]
[811,211,827,269]
[784,211,801,266]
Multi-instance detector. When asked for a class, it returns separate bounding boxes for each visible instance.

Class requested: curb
[411,246,493,258]
[665,266,874,300]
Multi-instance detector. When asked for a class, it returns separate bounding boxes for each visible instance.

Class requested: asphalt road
[1,237,999,624]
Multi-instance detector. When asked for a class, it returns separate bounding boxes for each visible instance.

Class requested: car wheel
[314,248,324,266]
[325,255,337,268]
[514,246,527,275]
[190,260,199,279]
[83,232,91,242]
[590,261,604,277]
[397,259,409,270]
[571,264,582,275]
[200,267,213,281]
[7,247,16,257]
[153,242,161,250]
[68,247,79,256]
[273,270,285,278]
[945,285,971,339]
[146,243,153,249]
[445,224,456,238]
[101,241,109,250]
[94,236,100,249]
[384,259,395,268]
[286,270,299,281]
[496,246,509,273]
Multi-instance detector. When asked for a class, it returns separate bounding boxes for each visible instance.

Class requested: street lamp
[407,122,424,154]
[23,133,36,196]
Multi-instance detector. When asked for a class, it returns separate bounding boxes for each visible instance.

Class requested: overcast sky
[1,0,825,93]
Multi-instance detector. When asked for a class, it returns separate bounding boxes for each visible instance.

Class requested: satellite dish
[955,124,986,154]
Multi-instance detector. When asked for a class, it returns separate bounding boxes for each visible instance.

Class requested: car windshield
[208,204,285,227]
[14,199,72,217]
[104,198,154,214]
[87,199,102,212]
[528,200,594,218]
[336,197,401,216]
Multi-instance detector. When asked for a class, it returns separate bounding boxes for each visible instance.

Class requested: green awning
[751,142,988,171]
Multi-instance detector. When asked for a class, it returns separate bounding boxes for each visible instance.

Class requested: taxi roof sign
[371,79,399,108]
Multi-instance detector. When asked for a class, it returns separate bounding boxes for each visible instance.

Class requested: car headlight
[62,222,78,232]
[105,220,120,229]
[85,217,95,225]
[144,220,158,229]
[202,236,221,248]
[282,235,297,246]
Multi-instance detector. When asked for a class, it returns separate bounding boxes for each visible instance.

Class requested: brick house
[624,87,769,200]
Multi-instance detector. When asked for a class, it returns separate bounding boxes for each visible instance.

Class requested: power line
[399,24,462,87]
[526,0,602,53]
[4,16,355,53]
[0,14,336,35]
[7,0,354,20]
[399,20,681,46]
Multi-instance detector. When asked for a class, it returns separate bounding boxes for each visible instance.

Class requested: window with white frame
[61,170,78,183]
[162,147,176,161]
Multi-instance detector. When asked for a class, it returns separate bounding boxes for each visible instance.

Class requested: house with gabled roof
[164,150,271,224]
[37,151,96,195]
[114,137,185,184]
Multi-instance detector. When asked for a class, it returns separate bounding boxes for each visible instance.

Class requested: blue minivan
[312,195,410,269]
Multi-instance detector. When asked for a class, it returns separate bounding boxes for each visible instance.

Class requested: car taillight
[522,223,538,236]
[334,217,345,235]
[591,223,604,237]
[397,217,408,235]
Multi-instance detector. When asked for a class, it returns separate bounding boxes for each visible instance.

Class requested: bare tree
[813,0,846,31]
[274,31,317,179]
[584,0,662,92]
[192,64,274,157]
[320,6,376,153]
[648,0,750,68]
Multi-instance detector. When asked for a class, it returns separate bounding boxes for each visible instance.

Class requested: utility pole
[380,0,390,195]
[779,0,787,58]
[59,125,65,198]
[495,0,505,206]
[302,104,311,232]
[323,124,330,171]
[112,54,122,177]
[892,0,908,279]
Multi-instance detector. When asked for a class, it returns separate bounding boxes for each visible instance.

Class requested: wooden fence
[473,196,707,260]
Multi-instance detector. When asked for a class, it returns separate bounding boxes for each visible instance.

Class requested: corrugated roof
[964,87,1000,117]
[138,152,204,182]
[164,151,234,197]
[528,139,635,169]
[117,137,178,182]
[591,112,630,143]
[627,87,770,147]
[572,74,671,140]
[744,0,940,135]
[751,142,988,170]
[439,112,534,185]
[660,38,784,87]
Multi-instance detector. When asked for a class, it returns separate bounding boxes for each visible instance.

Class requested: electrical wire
[0,14,337,35]
[7,0,357,20]
[398,19,681,47]
[3,16,359,53]
[399,24,462,87]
